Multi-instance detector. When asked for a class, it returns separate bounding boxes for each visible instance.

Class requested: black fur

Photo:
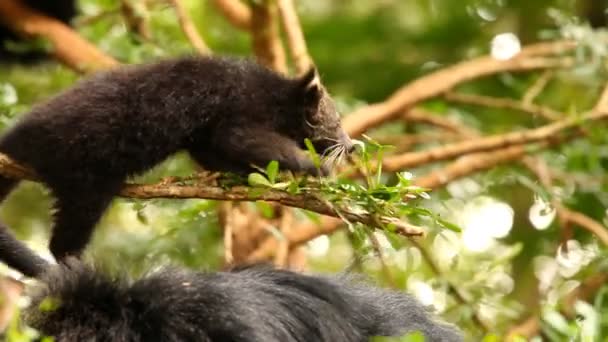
[0,0,77,60]
[24,262,463,342]
[0,222,462,341]
[0,56,353,260]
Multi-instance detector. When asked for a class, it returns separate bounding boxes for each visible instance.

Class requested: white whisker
[320,143,341,158]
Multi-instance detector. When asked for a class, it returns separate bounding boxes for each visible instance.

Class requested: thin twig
[404,108,480,137]
[277,0,311,73]
[444,91,561,121]
[220,202,235,265]
[211,0,251,30]
[169,0,210,54]
[0,0,118,73]
[273,209,293,267]
[120,0,151,40]
[522,70,554,105]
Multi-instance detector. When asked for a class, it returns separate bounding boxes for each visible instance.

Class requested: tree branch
[404,108,480,137]
[413,143,551,189]
[250,1,287,74]
[247,216,343,262]
[120,182,423,236]
[276,0,311,74]
[0,0,118,73]
[0,152,423,240]
[169,0,210,54]
[211,0,251,31]
[343,41,576,137]
[444,91,561,121]
[382,110,606,172]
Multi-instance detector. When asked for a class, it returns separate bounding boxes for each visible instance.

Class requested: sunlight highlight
[491,33,521,60]
[462,198,514,252]
[529,197,556,230]
[307,235,330,257]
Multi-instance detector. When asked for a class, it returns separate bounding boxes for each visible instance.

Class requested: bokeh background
[1,0,608,340]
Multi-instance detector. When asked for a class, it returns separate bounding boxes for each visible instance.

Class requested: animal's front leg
[219,127,327,176]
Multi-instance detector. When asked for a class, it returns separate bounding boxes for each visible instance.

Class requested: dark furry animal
[0,56,353,260]
[0,0,77,60]
[0,225,463,342]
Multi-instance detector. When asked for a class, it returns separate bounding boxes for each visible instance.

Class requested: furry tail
[0,222,49,278]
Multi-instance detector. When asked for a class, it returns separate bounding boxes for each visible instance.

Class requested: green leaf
[248,172,272,188]
[436,217,462,232]
[304,138,321,169]
[266,160,279,184]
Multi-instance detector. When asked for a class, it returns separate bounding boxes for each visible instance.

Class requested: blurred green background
[1,0,608,340]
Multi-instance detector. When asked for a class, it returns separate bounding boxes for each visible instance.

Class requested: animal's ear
[295,66,321,103]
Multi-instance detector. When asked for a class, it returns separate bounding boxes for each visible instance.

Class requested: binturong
[0,224,464,342]
[0,56,354,261]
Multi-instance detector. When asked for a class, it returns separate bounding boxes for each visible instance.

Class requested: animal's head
[284,67,354,167]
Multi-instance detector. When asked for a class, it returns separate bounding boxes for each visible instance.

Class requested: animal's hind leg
[48,187,116,261]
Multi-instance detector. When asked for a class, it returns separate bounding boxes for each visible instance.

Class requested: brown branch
[404,108,480,137]
[276,0,311,74]
[220,202,235,265]
[0,151,423,241]
[120,0,151,40]
[382,110,607,172]
[273,208,293,267]
[444,92,561,121]
[523,157,608,247]
[0,276,23,333]
[121,182,423,236]
[523,70,554,105]
[211,0,251,31]
[169,0,210,54]
[250,1,287,73]
[0,0,118,73]
[594,80,608,112]
[247,217,342,262]
[373,132,465,153]
[414,142,555,189]
[506,316,541,341]
[343,40,576,137]
[560,207,608,246]
[74,8,121,27]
